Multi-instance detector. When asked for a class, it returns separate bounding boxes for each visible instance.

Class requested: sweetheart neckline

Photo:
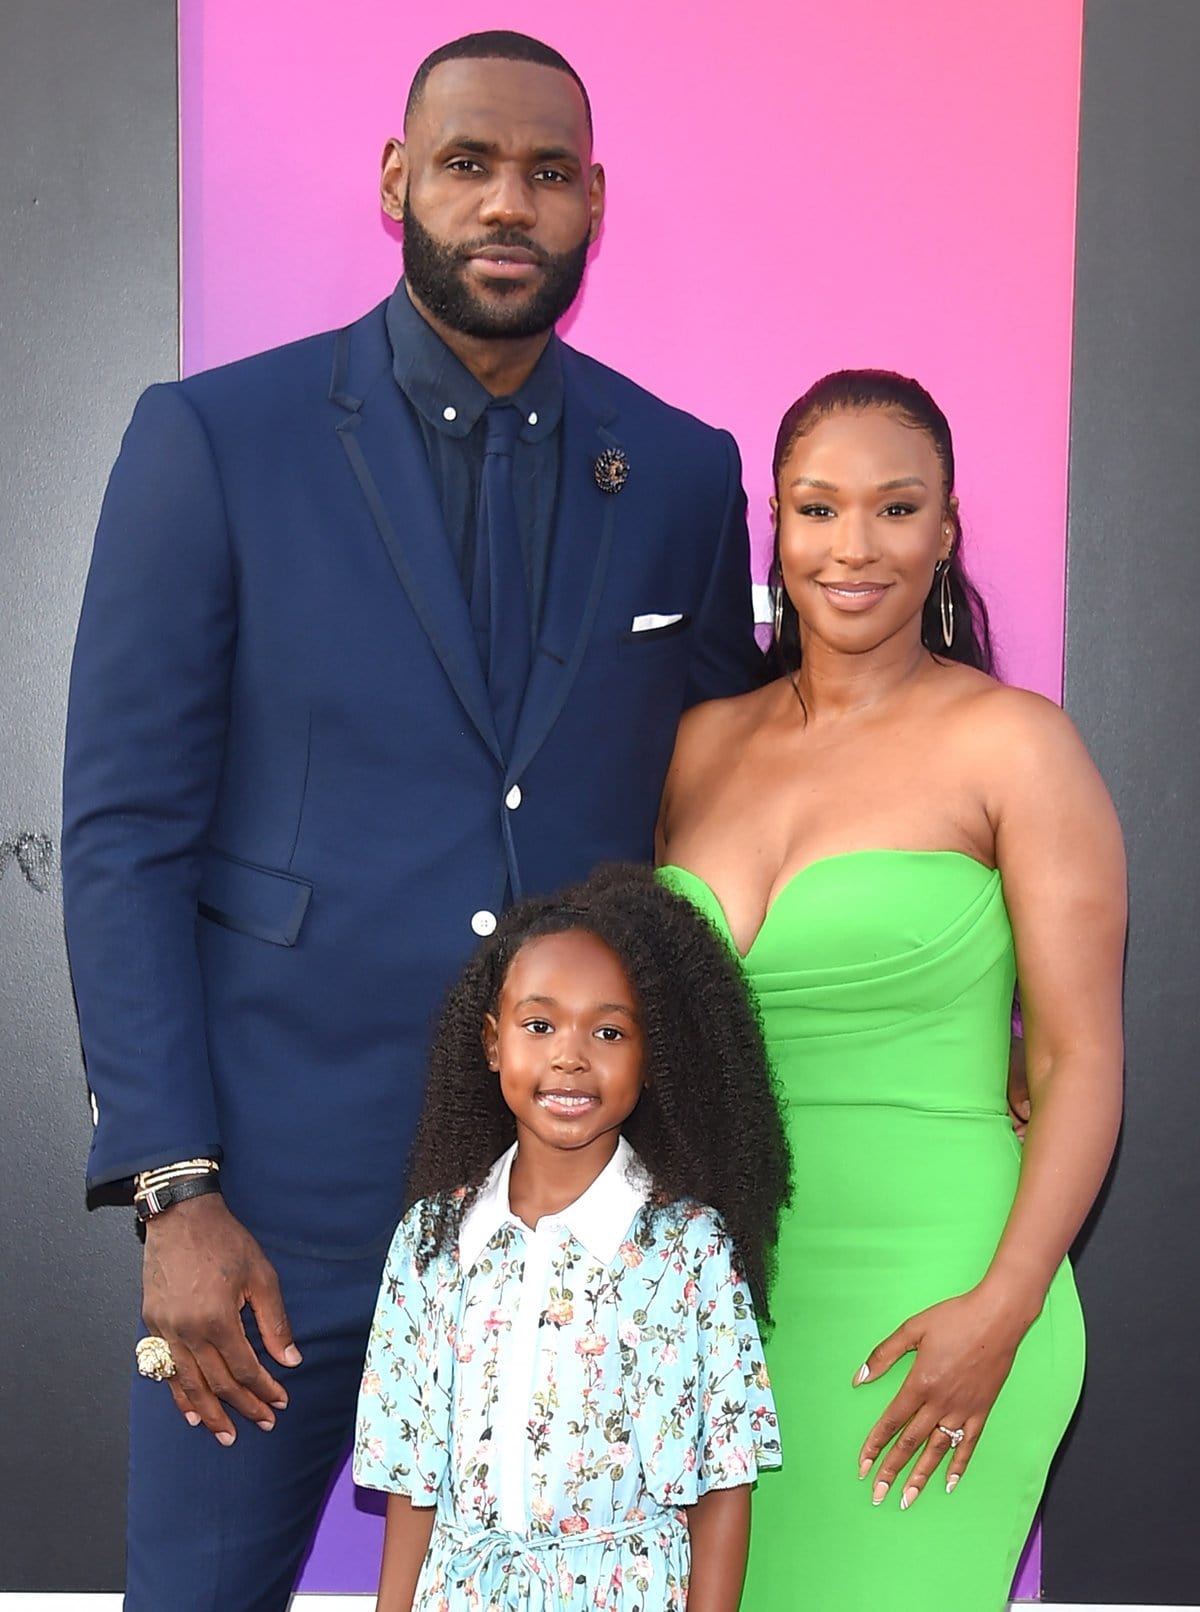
[658,849,997,962]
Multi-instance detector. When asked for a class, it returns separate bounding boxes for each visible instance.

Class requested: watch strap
[134,1172,223,1222]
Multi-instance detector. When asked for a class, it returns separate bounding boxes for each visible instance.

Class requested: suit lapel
[331,311,502,766]
[509,353,620,780]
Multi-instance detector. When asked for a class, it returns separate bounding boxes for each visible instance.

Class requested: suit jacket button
[505,785,522,810]
[471,910,497,936]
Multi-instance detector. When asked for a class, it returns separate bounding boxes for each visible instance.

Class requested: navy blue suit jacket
[63,301,760,1255]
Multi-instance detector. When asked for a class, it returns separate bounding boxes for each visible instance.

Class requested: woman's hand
[852,1284,1037,1509]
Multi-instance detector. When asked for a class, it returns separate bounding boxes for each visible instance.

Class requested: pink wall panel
[179,0,1084,1593]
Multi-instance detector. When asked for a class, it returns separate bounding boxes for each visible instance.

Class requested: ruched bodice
[660,853,1084,1611]
[663,851,1013,1114]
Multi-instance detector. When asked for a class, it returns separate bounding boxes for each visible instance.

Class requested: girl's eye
[798,503,835,519]
[524,1019,553,1035]
[882,502,918,517]
[595,1026,624,1042]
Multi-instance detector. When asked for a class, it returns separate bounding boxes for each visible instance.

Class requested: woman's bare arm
[856,690,1125,1505]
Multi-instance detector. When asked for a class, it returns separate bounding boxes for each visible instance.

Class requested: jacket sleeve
[62,383,235,1203]
[684,429,764,708]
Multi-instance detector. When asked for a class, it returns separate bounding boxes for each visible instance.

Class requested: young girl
[354,863,790,1612]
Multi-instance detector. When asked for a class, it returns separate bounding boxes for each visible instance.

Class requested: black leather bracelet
[134,1173,223,1223]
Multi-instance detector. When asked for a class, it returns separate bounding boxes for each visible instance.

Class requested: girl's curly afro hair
[405,862,791,1323]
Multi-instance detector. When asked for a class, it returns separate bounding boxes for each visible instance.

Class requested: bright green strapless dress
[660,853,1084,1611]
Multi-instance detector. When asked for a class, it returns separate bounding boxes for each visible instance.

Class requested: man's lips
[466,245,543,280]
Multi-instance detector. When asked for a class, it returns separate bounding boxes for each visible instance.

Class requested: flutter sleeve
[352,1203,456,1502]
[690,1209,782,1494]
[625,1205,781,1506]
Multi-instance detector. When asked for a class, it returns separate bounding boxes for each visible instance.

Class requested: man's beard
[402,198,589,340]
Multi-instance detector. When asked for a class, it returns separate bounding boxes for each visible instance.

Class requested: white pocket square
[631,613,683,632]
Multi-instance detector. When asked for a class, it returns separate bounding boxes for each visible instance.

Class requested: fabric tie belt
[439,1510,684,1609]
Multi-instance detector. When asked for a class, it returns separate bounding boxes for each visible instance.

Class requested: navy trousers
[125,1240,387,1610]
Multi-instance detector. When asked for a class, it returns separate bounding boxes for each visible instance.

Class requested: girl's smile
[484,929,646,1191]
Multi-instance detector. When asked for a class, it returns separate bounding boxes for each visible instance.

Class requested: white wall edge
[2,1598,1196,1611]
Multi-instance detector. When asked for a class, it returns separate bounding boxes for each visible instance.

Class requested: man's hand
[141,1192,301,1444]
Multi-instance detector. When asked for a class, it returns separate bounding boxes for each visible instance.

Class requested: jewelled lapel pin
[593,446,630,494]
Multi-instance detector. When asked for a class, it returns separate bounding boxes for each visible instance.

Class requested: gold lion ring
[136,1336,177,1382]
[937,1424,965,1448]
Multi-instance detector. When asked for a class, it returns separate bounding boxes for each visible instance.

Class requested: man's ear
[482,1014,500,1072]
[587,163,606,245]
[381,137,407,223]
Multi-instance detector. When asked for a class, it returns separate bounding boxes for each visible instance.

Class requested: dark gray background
[1043,0,1200,1602]
[2,0,1198,1600]
[0,0,178,1589]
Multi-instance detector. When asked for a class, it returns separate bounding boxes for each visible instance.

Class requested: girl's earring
[936,560,955,649]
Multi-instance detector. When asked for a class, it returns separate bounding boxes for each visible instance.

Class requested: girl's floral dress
[354,1139,781,1610]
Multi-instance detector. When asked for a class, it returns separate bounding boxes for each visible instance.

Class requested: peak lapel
[508,360,620,780]
[331,318,502,766]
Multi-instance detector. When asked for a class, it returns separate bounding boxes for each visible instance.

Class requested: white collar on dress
[458,1136,652,1270]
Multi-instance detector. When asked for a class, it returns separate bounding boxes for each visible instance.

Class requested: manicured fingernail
[872,1480,890,1506]
[216,1430,236,1447]
[853,1363,870,1386]
[256,1419,275,1432]
[900,1485,919,1511]
[271,1399,288,1411]
[858,1457,872,1479]
[283,1346,302,1366]
[946,1474,960,1494]
[184,1412,201,1427]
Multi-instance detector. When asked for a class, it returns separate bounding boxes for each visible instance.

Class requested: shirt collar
[458,1137,651,1270]
[385,278,564,443]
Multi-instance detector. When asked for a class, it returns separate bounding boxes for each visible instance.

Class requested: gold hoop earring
[773,584,785,644]
[937,561,955,649]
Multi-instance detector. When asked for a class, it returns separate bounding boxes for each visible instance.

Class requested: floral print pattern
[354,1187,780,1610]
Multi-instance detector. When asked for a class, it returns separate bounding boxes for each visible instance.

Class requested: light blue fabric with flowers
[354,1141,781,1611]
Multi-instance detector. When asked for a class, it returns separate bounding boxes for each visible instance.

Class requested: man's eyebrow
[439,137,579,164]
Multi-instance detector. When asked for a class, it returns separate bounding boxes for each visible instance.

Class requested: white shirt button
[527,411,539,427]
[505,785,522,810]
[442,405,457,422]
[471,909,497,936]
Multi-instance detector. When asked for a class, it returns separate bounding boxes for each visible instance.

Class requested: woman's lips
[817,582,892,612]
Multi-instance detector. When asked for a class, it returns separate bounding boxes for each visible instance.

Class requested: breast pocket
[620,613,693,648]
[197,848,313,947]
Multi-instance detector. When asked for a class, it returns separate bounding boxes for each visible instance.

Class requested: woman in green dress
[657,371,1125,1610]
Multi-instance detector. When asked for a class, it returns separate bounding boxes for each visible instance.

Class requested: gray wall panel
[1045,0,1200,1601]
[0,0,178,1588]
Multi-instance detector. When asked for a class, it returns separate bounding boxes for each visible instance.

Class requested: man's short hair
[405,30,593,138]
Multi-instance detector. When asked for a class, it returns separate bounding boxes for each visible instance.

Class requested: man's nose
[479,167,537,229]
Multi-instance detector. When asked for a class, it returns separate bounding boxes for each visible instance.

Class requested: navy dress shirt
[385,281,564,637]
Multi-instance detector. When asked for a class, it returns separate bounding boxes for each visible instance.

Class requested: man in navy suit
[63,31,759,1609]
